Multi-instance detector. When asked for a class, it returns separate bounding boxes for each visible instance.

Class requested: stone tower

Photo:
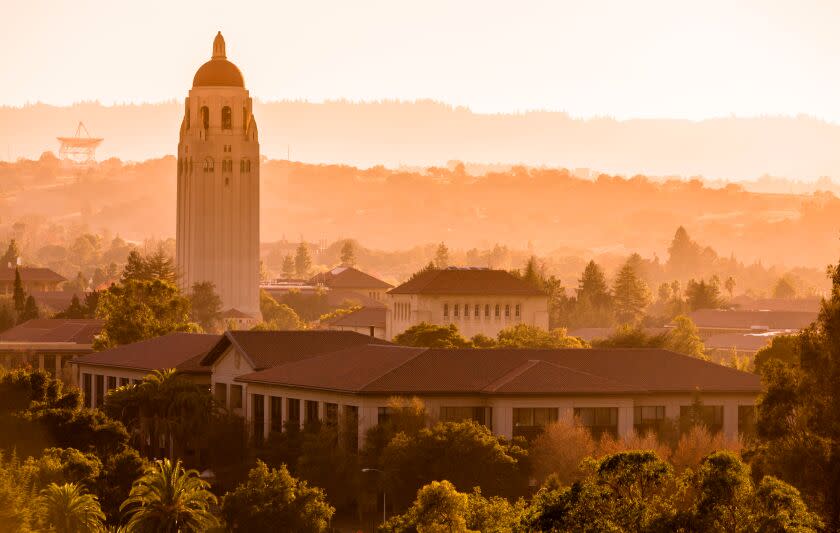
[176,32,260,320]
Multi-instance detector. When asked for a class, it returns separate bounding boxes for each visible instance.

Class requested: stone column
[723,400,739,441]
[358,406,378,450]
[617,405,635,438]
[280,397,289,430]
[299,401,305,428]
[492,406,513,439]
[317,401,325,422]
[262,395,270,443]
[37,354,44,372]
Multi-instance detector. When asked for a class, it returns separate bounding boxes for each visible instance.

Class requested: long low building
[69,331,762,449]
[0,318,104,379]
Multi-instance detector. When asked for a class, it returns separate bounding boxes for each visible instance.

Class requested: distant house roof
[704,332,779,353]
[30,291,80,312]
[731,296,821,313]
[0,318,103,345]
[326,289,385,309]
[200,330,391,370]
[71,333,222,374]
[237,346,761,395]
[567,327,670,342]
[0,267,66,284]
[310,266,393,290]
[326,307,386,329]
[688,309,817,331]
[389,267,546,296]
[219,308,255,320]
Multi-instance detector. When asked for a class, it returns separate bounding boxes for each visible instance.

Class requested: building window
[575,407,619,439]
[495,304,500,318]
[440,407,488,427]
[44,354,56,376]
[269,396,283,433]
[464,304,470,318]
[485,304,490,317]
[344,405,359,452]
[203,157,214,173]
[443,304,449,318]
[515,304,521,318]
[288,398,301,423]
[505,304,510,318]
[633,406,666,436]
[680,405,724,434]
[119,377,129,387]
[305,400,319,424]
[475,304,480,318]
[83,373,92,408]
[214,383,227,406]
[247,160,251,173]
[200,106,209,129]
[222,106,232,130]
[107,376,116,391]
[513,408,557,439]
[252,394,265,442]
[325,403,339,425]
[738,405,756,440]
[454,304,459,318]
[230,384,243,409]
[94,375,104,408]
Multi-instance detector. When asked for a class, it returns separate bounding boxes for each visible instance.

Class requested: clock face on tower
[175,32,261,324]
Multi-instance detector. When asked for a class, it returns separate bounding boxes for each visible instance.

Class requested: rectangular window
[305,400,319,423]
[119,377,129,387]
[439,406,487,426]
[515,304,521,318]
[344,405,359,453]
[43,354,56,376]
[505,304,510,317]
[252,394,265,442]
[325,403,339,425]
[485,304,490,317]
[454,304,459,318]
[738,405,757,439]
[679,405,724,434]
[464,304,470,318]
[107,376,117,391]
[378,407,392,426]
[443,304,449,318]
[270,396,283,433]
[495,304,500,318]
[575,407,619,439]
[633,406,666,435]
[214,383,227,406]
[287,398,301,422]
[94,375,104,408]
[475,304,481,318]
[83,373,92,408]
[230,384,243,409]
[513,407,558,439]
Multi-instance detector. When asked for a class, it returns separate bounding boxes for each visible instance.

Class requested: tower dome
[192,32,245,87]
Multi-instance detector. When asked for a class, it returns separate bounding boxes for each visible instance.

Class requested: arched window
[203,157,214,173]
[200,106,209,129]
[222,106,232,130]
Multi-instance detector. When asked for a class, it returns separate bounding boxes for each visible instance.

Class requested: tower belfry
[176,32,261,322]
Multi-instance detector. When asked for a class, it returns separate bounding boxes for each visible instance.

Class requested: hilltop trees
[574,260,614,327]
[120,248,176,284]
[612,256,651,325]
[340,240,356,267]
[685,277,724,310]
[295,243,313,278]
[393,322,471,348]
[434,242,450,269]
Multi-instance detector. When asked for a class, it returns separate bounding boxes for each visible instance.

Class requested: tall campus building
[176,32,261,320]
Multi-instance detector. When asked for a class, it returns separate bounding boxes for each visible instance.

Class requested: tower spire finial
[212,31,226,59]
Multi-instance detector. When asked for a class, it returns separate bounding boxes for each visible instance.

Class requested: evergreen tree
[577,260,611,308]
[339,240,356,267]
[18,296,39,323]
[434,242,450,269]
[55,295,86,319]
[294,243,312,278]
[685,278,723,310]
[0,299,15,333]
[664,315,706,358]
[725,276,736,299]
[667,226,701,278]
[12,267,25,313]
[612,259,651,325]
[773,276,797,299]
[281,255,295,278]
[1,239,21,267]
[189,281,222,332]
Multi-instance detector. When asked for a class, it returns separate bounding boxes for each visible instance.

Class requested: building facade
[386,268,549,340]
[176,32,261,319]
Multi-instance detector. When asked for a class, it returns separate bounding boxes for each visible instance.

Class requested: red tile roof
[219,308,256,319]
[310,267,393,290]
[688,309,817,330]
[389,268,546,296]
[0,318,103,345]
[704,332,777,352]
[326,307,386,329]
[201,330,391,370]
[72,333,222,374]
[237,346,761,395]
[0,267,66,283]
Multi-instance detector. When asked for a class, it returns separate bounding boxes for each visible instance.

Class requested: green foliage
[381,420,528,510]
[592,325,667,349]
[188,281,222,332]
[0,298,15,333]
[470,333,497,348]
[340,240,356,267]
[572,260,614,327]
[18,294,40,323]
[318,302,362,323]
[434,242,450,269]
[13,267,26,312]
[39,482,106,533]
[93,279,199,349]
[612,256,651,325]
[281,254,295,278]
[120,458,219,533]
[295,242,313,278]
[221,461,335,533]
[296,423,361,512]
[685,277,724,310]
[664,315,706,359]
[496,323,588,349]
[393,322,471,348]
[773,276,797,299]
[96,447,148,525]
[120,248,176,284]
[258,290,304,330]
[754,334,800,373]
[55,294,86,319]
[0,452,40,532]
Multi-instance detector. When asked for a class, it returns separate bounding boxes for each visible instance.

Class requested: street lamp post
[361,468,386,525]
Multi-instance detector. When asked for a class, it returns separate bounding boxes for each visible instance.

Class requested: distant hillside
[4,101,840,180]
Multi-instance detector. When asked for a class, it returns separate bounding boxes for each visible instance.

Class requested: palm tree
[120,458,218,532]
[40,482,106,533]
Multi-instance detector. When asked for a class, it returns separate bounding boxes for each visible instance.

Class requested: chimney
[369,325,376,340]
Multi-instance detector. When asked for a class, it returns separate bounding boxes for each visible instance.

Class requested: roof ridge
[358,346,430,391]
[481,359,542,392]
[538,359,634,387]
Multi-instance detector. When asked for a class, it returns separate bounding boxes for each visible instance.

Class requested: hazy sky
[5,0,840,120]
